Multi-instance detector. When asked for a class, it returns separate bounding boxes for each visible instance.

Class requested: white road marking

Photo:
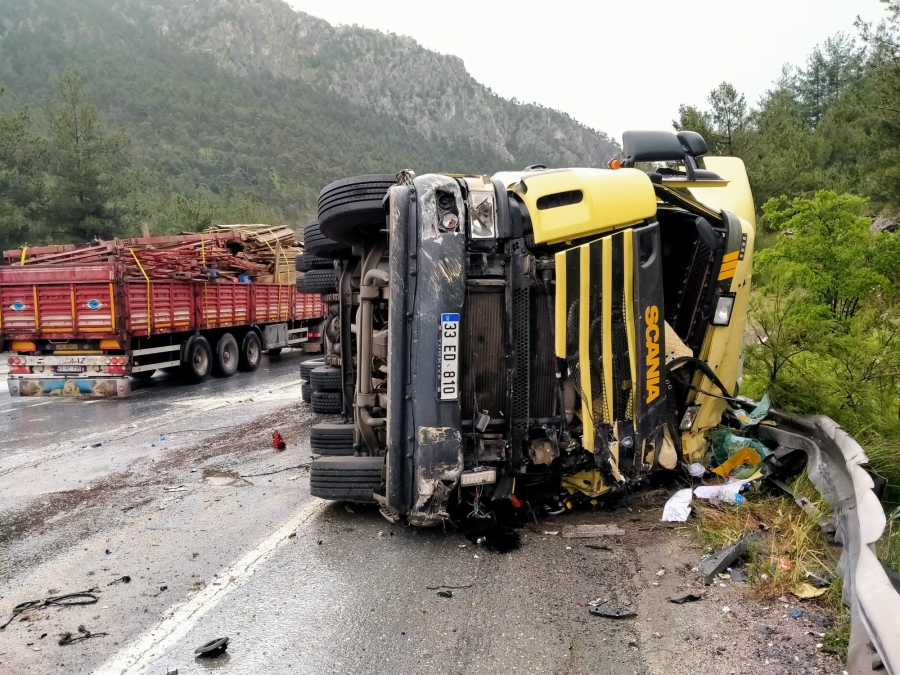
[93,498,326,675]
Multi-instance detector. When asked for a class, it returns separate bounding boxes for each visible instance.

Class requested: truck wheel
[311,390,343,414]
[300,357,327,383]
[238,331,262,372]
[213,333,239,377]
[311,422,355,454]
[309,456,383,502]
[297,268,337,294]
[131,369,156,380]
[302,383,313,403]
[318,174,396,244]
[303,221,351,259]
[182,336,213,384]
[295,253,334,272]
[310,366,342,391]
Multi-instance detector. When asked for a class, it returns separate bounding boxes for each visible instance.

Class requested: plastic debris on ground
[731,394,771,430]
[271,431,286,450]
[693,481,745,505]
[588,605,636,619]
[707,427,772,478]
[793,583,828,599]
[686,463,706,477]
[668,593,704,604]
[791,609,804,619]
[661,488,693,522]
[195,637,229,658]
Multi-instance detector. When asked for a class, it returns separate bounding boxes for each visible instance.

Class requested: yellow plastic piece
[689,157,756,228]
[711,446,762,476]
[514,168,656,244]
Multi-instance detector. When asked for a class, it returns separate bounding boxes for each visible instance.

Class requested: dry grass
[692,471,849,658]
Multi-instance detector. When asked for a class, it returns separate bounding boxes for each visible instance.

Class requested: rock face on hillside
[146,0,619,167]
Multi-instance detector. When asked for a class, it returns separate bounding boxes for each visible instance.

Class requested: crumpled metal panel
[765,411,900,675]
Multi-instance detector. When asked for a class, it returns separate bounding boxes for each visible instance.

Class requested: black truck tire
[295,253,334,272]
[213,332,239,378]
[318,174,396,245]
[300,357,326,382]
[310,422,355,452]
[297,268,337,295]
[309,366,342,391]
[238,331,262,372]
[309,456,383,502]
[302,221,352,259]
[302,383,313,403]
[182,335,213,384]
[311,390,343,414]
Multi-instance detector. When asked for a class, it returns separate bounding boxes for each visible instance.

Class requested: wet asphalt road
[0,353,844,675]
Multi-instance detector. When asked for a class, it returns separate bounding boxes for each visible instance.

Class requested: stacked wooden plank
[3,225,302,283]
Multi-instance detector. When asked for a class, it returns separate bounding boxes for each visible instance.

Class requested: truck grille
[460,291,507,420]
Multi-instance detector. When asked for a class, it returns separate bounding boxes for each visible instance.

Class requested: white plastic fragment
[661,488,693,522]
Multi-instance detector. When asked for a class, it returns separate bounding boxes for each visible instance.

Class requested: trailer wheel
[182,336,212,384]
[310,366,342,391]
[213,332,239,378]
[239,331,262,372]
[297,268,337,294]
[309,456,383,502]
[318,174,396,244]
[311,390,343,414]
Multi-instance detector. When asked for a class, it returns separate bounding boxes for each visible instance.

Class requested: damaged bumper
[760,411,900,675]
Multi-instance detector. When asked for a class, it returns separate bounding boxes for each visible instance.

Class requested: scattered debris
[91,443,102,448]
[59,625,107,646]
[0,590,99,630]
[686,463,706,477]
[722,606,731,613]
[164,486,189,493]
[588,597,607,607]
[699,532,761,585]
[195,637,229,658]
[542,530,559,535]
[793,583,828,600]
[344,505,354,513]
[437,590,453,598]
[271,431,286,450]
[668,593,704,604]
[791,609,804,619]
[729,569,748,583]
[561,524,625,538]
[806,570,832,588]
[694,482,745,505]
[108,576,131,586]
[661,488,693,522]
[425,584,473,590]
[588,605,636,619]
[584,544,611,551]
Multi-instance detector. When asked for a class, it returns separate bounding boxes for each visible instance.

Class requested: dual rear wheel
[180,331,262,383]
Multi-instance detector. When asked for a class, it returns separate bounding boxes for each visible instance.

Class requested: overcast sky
[287,0,887,142]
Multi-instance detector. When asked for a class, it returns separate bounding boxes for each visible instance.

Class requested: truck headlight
[468,190,497,239]
[711,294,735,326]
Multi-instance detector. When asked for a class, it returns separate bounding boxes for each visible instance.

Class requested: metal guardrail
[762,411,900,675]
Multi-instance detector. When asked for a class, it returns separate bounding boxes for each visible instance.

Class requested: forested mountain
[0,0,618,247]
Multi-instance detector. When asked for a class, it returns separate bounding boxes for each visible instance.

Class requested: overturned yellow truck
[307,130,899,673]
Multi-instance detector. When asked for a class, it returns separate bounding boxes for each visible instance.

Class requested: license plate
[26,355,104,366]
[439,313,460,401]
[55,365,83,373]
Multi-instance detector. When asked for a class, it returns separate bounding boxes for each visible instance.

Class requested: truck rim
[193,345,209,375]
[246,338,260,366]
[222,340,238,371]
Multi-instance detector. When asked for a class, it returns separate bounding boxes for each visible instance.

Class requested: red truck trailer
[0,260,324,397]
